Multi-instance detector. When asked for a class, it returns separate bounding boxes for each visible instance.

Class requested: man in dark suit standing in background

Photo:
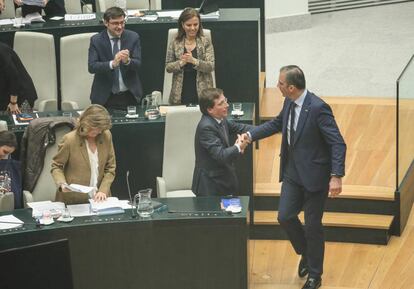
[192,88,252,196]
[246,65,346,289]
[88,6,142,110]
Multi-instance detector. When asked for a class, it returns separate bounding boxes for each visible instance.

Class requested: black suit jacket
[88,29,143,105]
[250,91,346,192]
[192,114,253,196]
[0,43,37,110]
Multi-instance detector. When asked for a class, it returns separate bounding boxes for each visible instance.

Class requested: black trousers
[104,90,138,111]
[278,151,328,279]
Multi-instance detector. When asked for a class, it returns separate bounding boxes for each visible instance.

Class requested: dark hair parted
[280,65,306,90]
[103,6,125,22]
[176,7,204,41]
[0,131,17,148]
[76,104,112,137]
[199,88,223,115]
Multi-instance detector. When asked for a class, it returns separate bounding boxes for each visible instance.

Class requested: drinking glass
[127,106,137,115]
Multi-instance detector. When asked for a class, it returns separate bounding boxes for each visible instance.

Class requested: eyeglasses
[108,20,126,26]
[217,97,228,106]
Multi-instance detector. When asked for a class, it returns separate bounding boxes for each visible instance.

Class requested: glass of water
[232,103,242,112]
[127,106,137,116]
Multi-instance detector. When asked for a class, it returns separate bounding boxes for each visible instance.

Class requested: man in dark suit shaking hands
[88,7,142,110]
[246,66,346,289]
[192,88,252,196]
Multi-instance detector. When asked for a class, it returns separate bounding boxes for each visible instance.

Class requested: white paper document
[0,19,14,26]
[0,215,24,230]
[156,10,183,19]
[63,183,95,194]
[64,13,96,21]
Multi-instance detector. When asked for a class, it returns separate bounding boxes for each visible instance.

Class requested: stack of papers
[200,11,220,20]
[27,201,66,218]
[89,197,125,216]
[0,215,24,230]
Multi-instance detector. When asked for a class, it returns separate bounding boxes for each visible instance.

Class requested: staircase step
[254,210,394,230]
[254,183,395,201]
[251,210,394,244]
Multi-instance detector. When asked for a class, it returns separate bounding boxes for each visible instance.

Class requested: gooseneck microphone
[126,171,136,218]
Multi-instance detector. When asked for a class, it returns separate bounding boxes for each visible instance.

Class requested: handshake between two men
[235,133,252,154]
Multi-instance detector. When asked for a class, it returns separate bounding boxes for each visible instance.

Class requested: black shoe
[298,256,308,278]
[301,277,322,289]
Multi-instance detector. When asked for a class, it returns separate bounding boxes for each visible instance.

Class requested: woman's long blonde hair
[76,104,112,137]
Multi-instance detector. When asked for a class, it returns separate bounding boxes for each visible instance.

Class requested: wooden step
[259,88,283,120]
[254,183,395,201]
[259,89,396,120]
[254,210,394,230]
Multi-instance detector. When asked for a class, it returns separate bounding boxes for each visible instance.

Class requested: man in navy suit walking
[246,65,346,289]
[88,6,142,109]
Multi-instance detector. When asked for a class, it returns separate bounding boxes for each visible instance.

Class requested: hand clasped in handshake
[235,133,252,154]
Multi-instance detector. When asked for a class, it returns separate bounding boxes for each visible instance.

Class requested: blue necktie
[112,38,120,94]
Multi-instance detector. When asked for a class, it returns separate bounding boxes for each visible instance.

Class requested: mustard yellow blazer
[51,130,116,203]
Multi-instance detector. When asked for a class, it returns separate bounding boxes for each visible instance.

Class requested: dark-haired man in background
[88,6,142,110]
[245,65,346,289]
[192,88,252,196]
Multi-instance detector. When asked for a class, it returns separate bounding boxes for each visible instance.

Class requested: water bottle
[20,100,32,113]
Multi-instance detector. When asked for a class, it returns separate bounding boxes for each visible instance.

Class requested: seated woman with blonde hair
[51,104,116,204]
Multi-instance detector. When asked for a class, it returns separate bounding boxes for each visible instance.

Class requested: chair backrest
[0,0,15,19]
[97,0,116,12]
[126,0,149,9]
[0,120,8,131]
[64,0,82,14]
[162,28,215,104]
[13,31,58,111]
[98,0,149,11]
[60,33,97,110]
[31,125,72,202]
[162,106,201,192]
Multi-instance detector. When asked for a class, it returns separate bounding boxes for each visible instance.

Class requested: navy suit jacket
[250,91,346,192]
[88,29,143,105]
[192,115,253,196]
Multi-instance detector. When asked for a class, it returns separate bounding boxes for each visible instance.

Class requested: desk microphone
[126,170,136,218]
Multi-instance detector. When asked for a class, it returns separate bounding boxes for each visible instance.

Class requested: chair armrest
[23,190,34,207]
[37,99,58,112]
[61,101,79,111]
[156,177,167,198]
[0,192,15,212]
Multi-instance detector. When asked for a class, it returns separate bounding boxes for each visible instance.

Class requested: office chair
[156,106,200,198]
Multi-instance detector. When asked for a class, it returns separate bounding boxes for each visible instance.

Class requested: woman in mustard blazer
[165,7,215,105]
[51,104,116,204]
